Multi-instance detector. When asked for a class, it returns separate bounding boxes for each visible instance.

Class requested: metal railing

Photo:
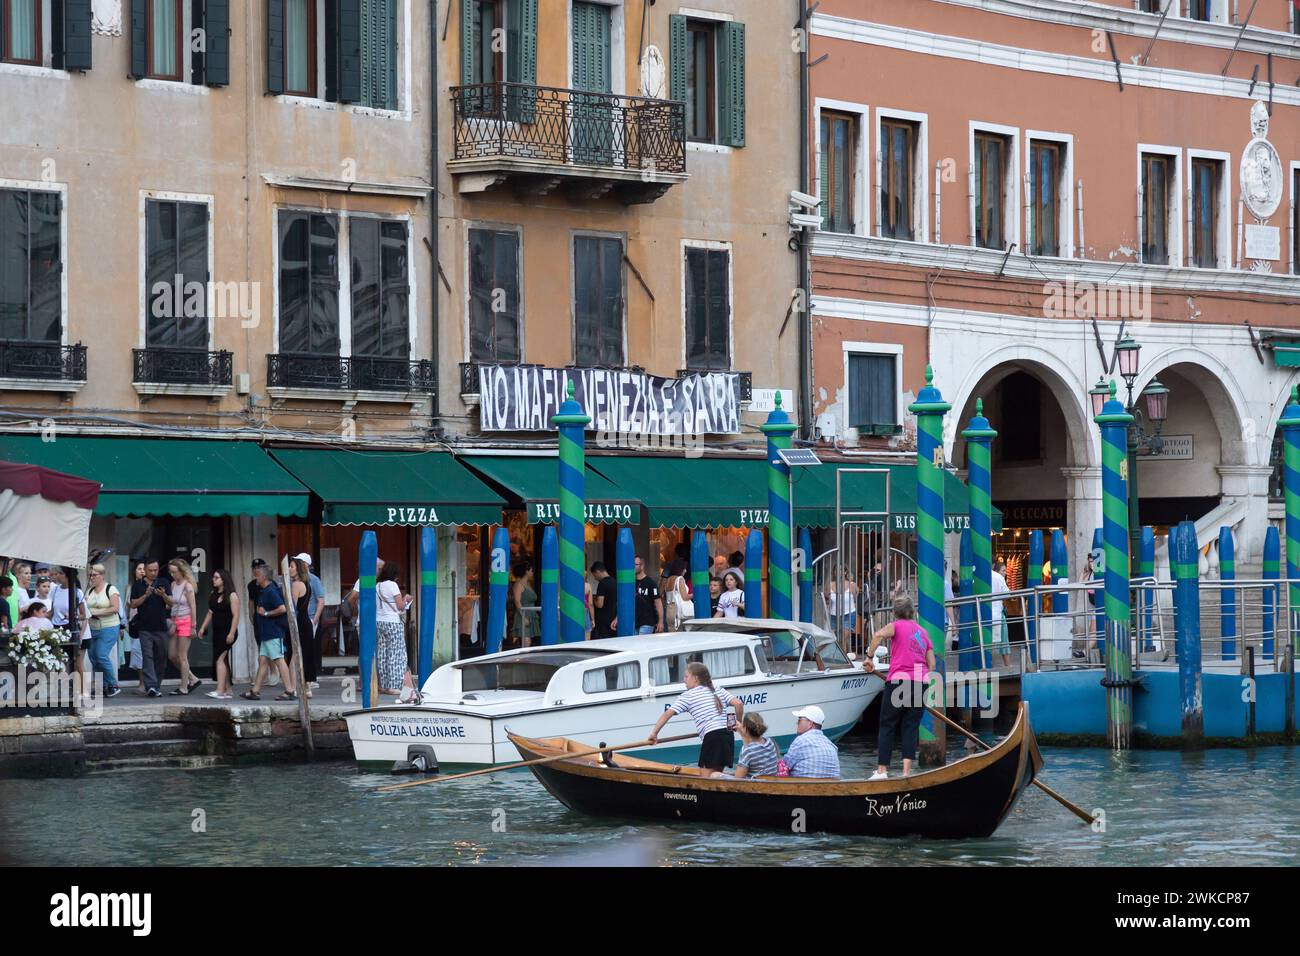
[451,82,687,174]
[133,347,232,386]
[0,341,87,381]
[267,353,435,394]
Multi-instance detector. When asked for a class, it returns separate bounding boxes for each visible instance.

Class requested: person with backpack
[864,593,937,780]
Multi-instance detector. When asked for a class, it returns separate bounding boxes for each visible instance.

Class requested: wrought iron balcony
[450,83,688,204]
[268,353,435,396]
[0,341,87,385]
[133,347,232,387]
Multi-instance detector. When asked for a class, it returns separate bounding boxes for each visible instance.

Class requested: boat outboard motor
[391,744,439,775]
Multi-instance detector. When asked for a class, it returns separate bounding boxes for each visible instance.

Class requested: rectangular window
[1138,0,1164,11]
[819,111,855,234]
[0,188,62,343]
[2,0,41,64]
[468,227,521,364]
[148,0,183,80]
[881,119,916,241]
[284,0,316,95]
[847,353,897,432]
[1191,157,1221,268]
[471,0,502,85]
[145,199,208,348]
[648,649,752,686]
[1028,141,1061,257]
[1294,169,1300,274]
[1187,0,1210,20]
[685,21,716,143]
[350,218,409,359]
[1294,4,1300,35]
[277,211,340,355]
[573,235,624,367]
[974,131,1010,251]
[360,0,397,110]
[684,246,730,371]
[581,661,640,693]
[1142,153,1173,265]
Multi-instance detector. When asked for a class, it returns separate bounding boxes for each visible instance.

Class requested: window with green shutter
[54,0,95,71]
[847,353,898,433]
[2,0,42,65]
[668,16,744,147]
[359,0,396,109]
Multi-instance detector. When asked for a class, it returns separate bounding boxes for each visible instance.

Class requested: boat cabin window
[581,661,642,693]
[459,649,611,693]
[759,631,813,674]
[815,639,851,669]
[649,646,755,685]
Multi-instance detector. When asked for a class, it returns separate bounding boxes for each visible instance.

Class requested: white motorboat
[344,618,882,770]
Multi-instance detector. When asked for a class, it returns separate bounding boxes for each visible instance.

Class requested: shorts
[259,638,285,660]
[838,612,857,632]
[637,625,654,635]
[698,728,735,770]
[173,616,193,638]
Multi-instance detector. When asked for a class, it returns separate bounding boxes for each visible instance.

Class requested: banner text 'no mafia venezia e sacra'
[478,364,742,435]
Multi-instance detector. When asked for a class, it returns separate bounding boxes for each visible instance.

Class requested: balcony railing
[268,353,435,395]
[451,82,686,179]
[133,347,232,386]
[0,341,87,382]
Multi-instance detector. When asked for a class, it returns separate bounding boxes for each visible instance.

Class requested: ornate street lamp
[1089,377,1111,418]
[1115,336,1141,385]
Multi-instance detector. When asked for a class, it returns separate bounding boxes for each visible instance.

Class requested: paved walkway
[86,674,371,721]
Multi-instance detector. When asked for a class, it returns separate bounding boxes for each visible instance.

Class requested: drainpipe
[797,0,812,442]
[429,0,442,436]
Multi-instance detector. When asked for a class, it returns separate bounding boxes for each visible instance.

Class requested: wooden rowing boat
[507,702,1043,839]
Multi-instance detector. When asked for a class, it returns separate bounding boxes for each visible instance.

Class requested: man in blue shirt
[783,705,841,778]
[240,560,296,701]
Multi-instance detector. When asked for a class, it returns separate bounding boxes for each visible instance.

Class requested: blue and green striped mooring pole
[540,524,559,645]
[1049,529,1069,616]
[958,526,977,673]
[1139,526,1155,652]
[1172,520,1204,746]
[358,530,378,708]
[692,530,711,620]
[798,527,814,623]
[962,398,996,671]
[1092,527,1105,660]
[1262,524,1280,662]
[1027,529,1042,665]
[1095,380,1135,750]
[553,380,591,643]
[1279,388,1300,658]
[909,366,951,766]
[486,526,509,655]
[744,529,764,618]
[616,526,635,637]
[418,527,437,688]
[760,392,798,620]
[1218,526,1235,661]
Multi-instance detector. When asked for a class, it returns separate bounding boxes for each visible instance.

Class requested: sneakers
[146,688,162,698]
[868,770,889,781]
[105,687,121,698]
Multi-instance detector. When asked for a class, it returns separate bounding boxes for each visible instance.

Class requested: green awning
[589,455,775,529]
[458,455,640,524]
[270,448,505,526]
[589,455,999,532]
[0,436,309,518]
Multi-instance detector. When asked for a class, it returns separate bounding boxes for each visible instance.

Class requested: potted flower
[7,627,71,673]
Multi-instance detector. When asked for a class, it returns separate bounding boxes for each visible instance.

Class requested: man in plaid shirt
[783,706,841,778]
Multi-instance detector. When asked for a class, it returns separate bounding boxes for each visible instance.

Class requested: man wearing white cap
[295,553,325,687]
[783,705,840,778]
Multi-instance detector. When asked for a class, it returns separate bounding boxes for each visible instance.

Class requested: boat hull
[346,672,881,768]
[511,703,1042,839]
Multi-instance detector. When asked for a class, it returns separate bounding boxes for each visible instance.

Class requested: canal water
[2,737,1296,866]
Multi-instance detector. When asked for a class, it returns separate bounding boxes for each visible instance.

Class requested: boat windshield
[459,650,612,693]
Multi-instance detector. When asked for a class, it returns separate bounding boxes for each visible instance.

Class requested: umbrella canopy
[0,459,101,569]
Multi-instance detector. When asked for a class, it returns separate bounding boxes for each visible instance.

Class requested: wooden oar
[863,668,1095,825]
[373,733,699,792]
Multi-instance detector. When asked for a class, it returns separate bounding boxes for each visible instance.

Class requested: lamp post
[1090,337,1170,575]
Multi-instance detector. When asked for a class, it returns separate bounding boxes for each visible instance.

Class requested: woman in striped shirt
[647,661,744,772]
[711,711,781,779]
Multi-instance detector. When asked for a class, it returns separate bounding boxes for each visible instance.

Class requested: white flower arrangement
[7,627,71,673]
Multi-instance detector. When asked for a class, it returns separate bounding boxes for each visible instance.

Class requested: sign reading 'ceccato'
[478,364,741,435]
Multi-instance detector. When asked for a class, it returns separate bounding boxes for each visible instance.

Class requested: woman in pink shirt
[864,594,936,780]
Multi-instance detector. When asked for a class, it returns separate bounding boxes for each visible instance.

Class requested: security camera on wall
[789,189,822,211]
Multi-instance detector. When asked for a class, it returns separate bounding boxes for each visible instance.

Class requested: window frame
[273,208,343,357]
[0,178,67,347]
[465,221,524,365]
[1187,149,1231,270]
[842,342,903,438]
[1137,144,1183,267]
[1184,0,1227,23]
[1,0,43,66]
[570,230,627,368]
[680,238,733,373]
[348,214,412,360]
[1025,130,1074,259]
[969,122,1020,253]
[876,107,929,243]
[283,0,319,97]
[146,0,185,82]
[137,191,215,350]
[814,98,868,237]
[1290,161,1300,275]
[684,18,717,144]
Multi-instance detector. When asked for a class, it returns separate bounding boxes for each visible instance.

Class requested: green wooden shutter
[360,0,393,108]
[129,0,148,78]
[204,0,231,86]
[338,0,362,103]
[719,20,745,147]
[668,14,687,100]
[459,0,475,84]
[191,0,206,83]
[61,0,95,71]
[267,0,285,93]
[516,0,537,122]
